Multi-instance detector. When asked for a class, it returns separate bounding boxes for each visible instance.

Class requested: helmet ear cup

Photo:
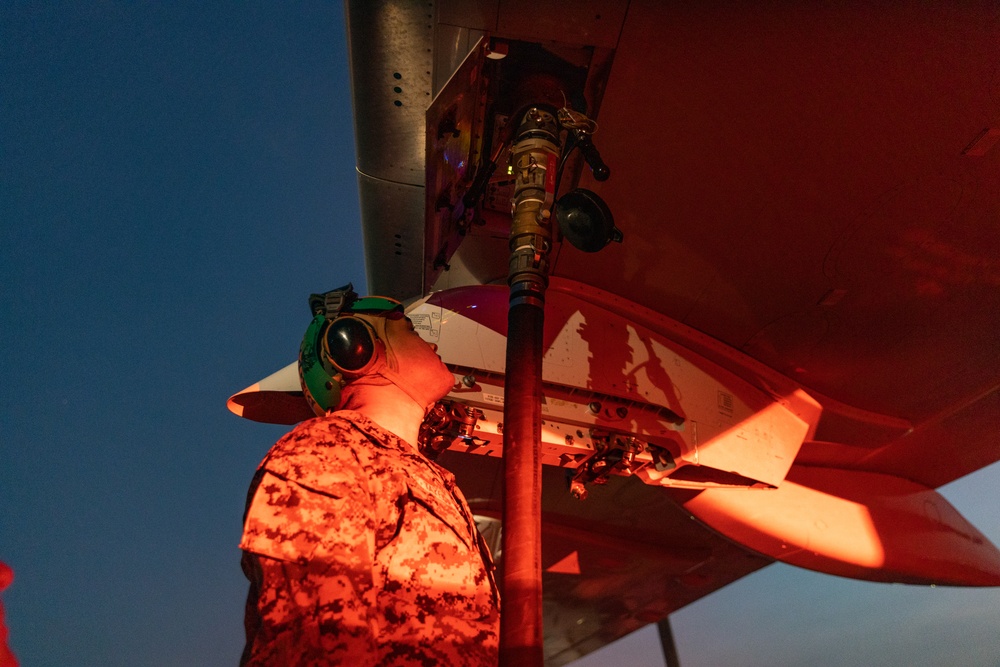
[322,316,385,378]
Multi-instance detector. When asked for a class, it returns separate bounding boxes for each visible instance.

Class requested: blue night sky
[2,4,999,666]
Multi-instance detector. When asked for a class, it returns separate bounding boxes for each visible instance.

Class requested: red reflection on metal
[501,304,545,666]
[684,465,1000,586]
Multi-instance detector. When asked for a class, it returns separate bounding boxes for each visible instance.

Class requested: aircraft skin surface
[231,1,1000,663]
[406,282,1000,588]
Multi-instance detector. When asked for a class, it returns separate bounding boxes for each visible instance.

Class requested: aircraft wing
[244,1,1000,663]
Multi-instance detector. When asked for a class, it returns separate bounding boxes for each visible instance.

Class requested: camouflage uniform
[240,411,500,666]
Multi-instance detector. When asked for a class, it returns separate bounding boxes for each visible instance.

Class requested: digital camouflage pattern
[240,410,500,666]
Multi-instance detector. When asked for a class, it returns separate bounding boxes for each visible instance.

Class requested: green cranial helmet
[298,283,404,416]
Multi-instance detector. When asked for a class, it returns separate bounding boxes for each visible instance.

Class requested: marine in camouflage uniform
[239,288,499,666]
[240,412,499,665]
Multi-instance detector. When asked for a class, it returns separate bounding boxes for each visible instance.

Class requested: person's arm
[240,454,379,666]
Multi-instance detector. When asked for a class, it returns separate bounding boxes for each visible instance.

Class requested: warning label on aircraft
[718,391,734,413]
[409,311,440,339]
[483,393,504,406]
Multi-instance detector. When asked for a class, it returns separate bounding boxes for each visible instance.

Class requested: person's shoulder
[262,413,367,473]
[280,412,359,444]
[255,414,375,493]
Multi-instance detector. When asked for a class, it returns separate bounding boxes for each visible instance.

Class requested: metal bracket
[419,400,486,458]
[569,430,675,500]
[308,284,357,317]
